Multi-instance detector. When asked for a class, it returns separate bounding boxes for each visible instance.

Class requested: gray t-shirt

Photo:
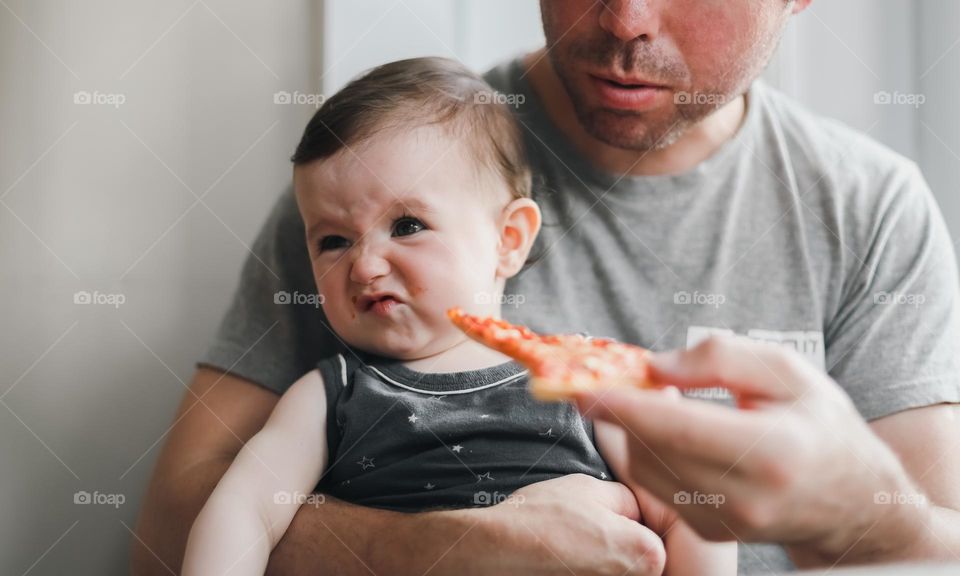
[200,58,960,573]
[314,351,611,512]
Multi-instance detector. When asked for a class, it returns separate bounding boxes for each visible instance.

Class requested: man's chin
[578,108,692,152]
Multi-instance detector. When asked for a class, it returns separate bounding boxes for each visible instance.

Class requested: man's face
[540,0,794,151]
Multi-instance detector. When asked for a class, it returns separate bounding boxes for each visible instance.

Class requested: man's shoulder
[755,81,918,186]
[755,82,933,259]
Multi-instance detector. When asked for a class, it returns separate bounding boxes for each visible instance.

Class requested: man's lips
[588,72,670,111]
[590,71,667,89]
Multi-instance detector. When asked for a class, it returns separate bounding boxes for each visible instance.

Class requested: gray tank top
[315,351,613,511]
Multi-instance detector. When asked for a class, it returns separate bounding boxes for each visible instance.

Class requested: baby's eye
[318,235,349,252]
[392,217,425,237]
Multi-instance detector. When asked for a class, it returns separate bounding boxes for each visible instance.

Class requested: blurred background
[0,1,957,574]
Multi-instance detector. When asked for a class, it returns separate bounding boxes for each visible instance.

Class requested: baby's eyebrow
[305,220,329,242]
[395,197,438,214]
[305,213,344,241]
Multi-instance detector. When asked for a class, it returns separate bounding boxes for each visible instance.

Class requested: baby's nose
[349,248,391,284]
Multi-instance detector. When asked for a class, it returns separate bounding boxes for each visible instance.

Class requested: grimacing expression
[294,126,511,360]
[540,0,794,151]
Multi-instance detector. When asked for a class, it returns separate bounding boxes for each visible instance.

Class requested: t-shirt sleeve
[825,162,960,421]
[197,186,339,395]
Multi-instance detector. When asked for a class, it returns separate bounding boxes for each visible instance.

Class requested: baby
[182,57,735,575]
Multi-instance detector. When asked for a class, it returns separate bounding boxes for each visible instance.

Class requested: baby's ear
[496,198,542,279]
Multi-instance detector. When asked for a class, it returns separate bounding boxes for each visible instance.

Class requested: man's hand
[573,335,932,568]
[271,473,666,576]
[490,474,667,576]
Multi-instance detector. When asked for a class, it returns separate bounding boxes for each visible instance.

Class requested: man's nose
[349,245,391,285]
[599,0,663,42]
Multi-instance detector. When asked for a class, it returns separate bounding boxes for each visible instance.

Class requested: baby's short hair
[291,56,532,201]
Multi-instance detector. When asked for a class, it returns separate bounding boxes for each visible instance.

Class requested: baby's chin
[338,329,455,361]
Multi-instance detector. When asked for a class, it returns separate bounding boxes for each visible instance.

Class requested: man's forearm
[897,506,960,559]
[788,490,959,567]
[851,504,960,563]
[134,457,504,576]
[267,497,516,576]
[131,457,234,575]
[138,467,649,576]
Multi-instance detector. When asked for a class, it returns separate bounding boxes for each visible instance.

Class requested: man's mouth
[588,73,669,110]
[590,71,667,89]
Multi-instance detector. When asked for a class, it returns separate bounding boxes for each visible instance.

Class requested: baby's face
[294,126,512,360]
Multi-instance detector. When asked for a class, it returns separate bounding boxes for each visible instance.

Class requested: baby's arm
[181,369,329,576]
[593,419,737,576]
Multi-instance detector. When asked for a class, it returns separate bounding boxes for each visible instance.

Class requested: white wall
[0,1,316,574]
[918,1,960,243]
[321,0,543,93]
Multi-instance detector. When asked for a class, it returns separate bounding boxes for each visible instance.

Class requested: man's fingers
[611,515,668,576]
[589,476,642,521]
[575,386,762,464]
[648,335,811,400]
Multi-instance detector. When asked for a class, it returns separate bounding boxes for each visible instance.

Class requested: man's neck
[523,49,747,177]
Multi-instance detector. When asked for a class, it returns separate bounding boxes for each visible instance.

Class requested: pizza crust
[448,307,652,402]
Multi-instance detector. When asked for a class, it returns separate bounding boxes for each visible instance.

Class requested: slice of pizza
[447,307,653,401]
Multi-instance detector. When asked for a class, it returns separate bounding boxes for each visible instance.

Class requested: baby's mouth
[355,292,404,314]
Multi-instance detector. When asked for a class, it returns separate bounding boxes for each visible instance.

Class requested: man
[132,1,960,574]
